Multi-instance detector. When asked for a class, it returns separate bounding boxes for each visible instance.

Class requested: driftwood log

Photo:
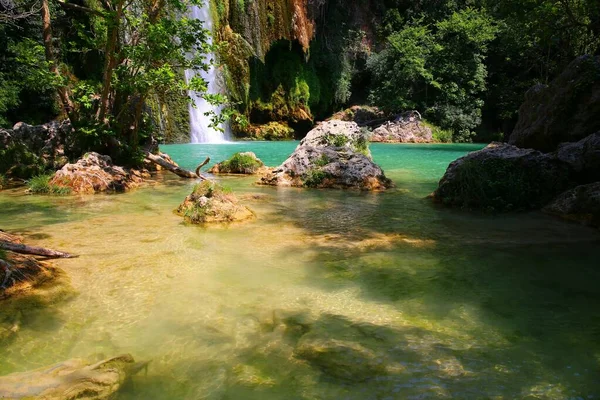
[0,354,149,400]
[0,241,77,259]
[144,152,210,180]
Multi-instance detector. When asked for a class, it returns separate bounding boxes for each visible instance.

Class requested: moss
[219,152,263,173]
[302,169,330,188]
[27,174,72,195]
[238,121,294,141]
[148,87,191,144]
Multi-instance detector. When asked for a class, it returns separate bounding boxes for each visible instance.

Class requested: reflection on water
[1,143,600,399]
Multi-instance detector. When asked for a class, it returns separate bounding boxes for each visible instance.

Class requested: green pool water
[1,142,600,399]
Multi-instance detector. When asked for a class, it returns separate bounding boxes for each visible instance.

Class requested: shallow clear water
[1,143,600,399]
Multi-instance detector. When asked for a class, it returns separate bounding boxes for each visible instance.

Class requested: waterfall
[185,3,230,143]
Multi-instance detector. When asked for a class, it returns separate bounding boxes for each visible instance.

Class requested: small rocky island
[259,120,393,190]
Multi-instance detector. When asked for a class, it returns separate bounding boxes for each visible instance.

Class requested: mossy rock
[209,152,266,174]
[236,122,295,141]
[175,181,255,224]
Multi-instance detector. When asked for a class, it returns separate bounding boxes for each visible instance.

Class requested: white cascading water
[185,3,231,143]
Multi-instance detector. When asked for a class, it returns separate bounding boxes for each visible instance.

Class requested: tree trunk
[41,0,75,120]
[144,152,209,180]
[97,0,124,123]
[0,241,77,259]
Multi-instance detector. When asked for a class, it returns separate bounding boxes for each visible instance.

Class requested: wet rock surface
[49,152,149,194]
[0,354,144,400]
[259,120,392,190]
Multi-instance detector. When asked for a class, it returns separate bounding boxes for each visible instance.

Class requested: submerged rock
[258,120,392,190]
[175,181,254,224]
[49,152,149,194]
[209,152,266,174]
[432,142,572,210]
[509,55,600,152]
[371,119,433,143]
[0,354,145,400]
[0,120,73,179]
[543,182,600,228]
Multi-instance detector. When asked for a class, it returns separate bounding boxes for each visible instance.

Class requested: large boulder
[371,120,433,143]
[258,120,392,190]
[0,120,73,178]
[509,55,600,152]
[556,132,600,183]
[49,152,148,194]
[543,182,600,228]
[0,354,146,400]
[432,142,572,210]
[175,181,254,224]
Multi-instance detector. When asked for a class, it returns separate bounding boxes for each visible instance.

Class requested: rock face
[329,105,387,125]
[543,182,600,228]
[209,152,266,174]
[371,120,433,143]
[0,354,145,400]
[0,120,73,179]
[259,120,392,190]
[509,55,600,152]
[49,152,148,194]
[176,181,254,224]
[556,132,600,184]
[433,142,572,210]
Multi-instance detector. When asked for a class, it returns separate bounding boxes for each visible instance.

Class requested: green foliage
[220,153,263,173]
[325,134,349,147]
[0,174,7,189]
[368,8,497,139]
[314,154,330,167]
[27,174,71,195]
[0,143,48,179]
[303,169,329,188]
[423,120,453,143]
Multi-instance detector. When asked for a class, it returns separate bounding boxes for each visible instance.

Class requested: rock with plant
[175,181,254,224]
[209,152,267,175]
[47,152,149,195]
[259,120,392,190]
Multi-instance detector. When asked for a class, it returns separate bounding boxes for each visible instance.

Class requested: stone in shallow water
[258,120,392,190]
[208,152,267,175]
[175,181,254,224]
[543,182,600,228]
[0,354,142,400]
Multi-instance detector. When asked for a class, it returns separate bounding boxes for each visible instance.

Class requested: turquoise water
[1,142,600,399]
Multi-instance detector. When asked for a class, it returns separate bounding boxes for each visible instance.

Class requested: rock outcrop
[0,120,73,179]
[543,182,600,228]
[175,181,254,224]
[49,152,149,194]
[509,55,600,152]
[556,132,600,184]
[432,142,572,210]
[209,152,267,174]
[258,120,392,190]
[0,354,146,400]
[371,120,433,143]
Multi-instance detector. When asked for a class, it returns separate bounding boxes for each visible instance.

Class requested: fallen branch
[144,152,209,180]
[0,241,78,259]
[195,157,210,176]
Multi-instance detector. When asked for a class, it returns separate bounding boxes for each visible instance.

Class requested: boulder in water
[258,120,392,190]
[432,142,572,210]
[49,152,149,194]
[175,181,254,224]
